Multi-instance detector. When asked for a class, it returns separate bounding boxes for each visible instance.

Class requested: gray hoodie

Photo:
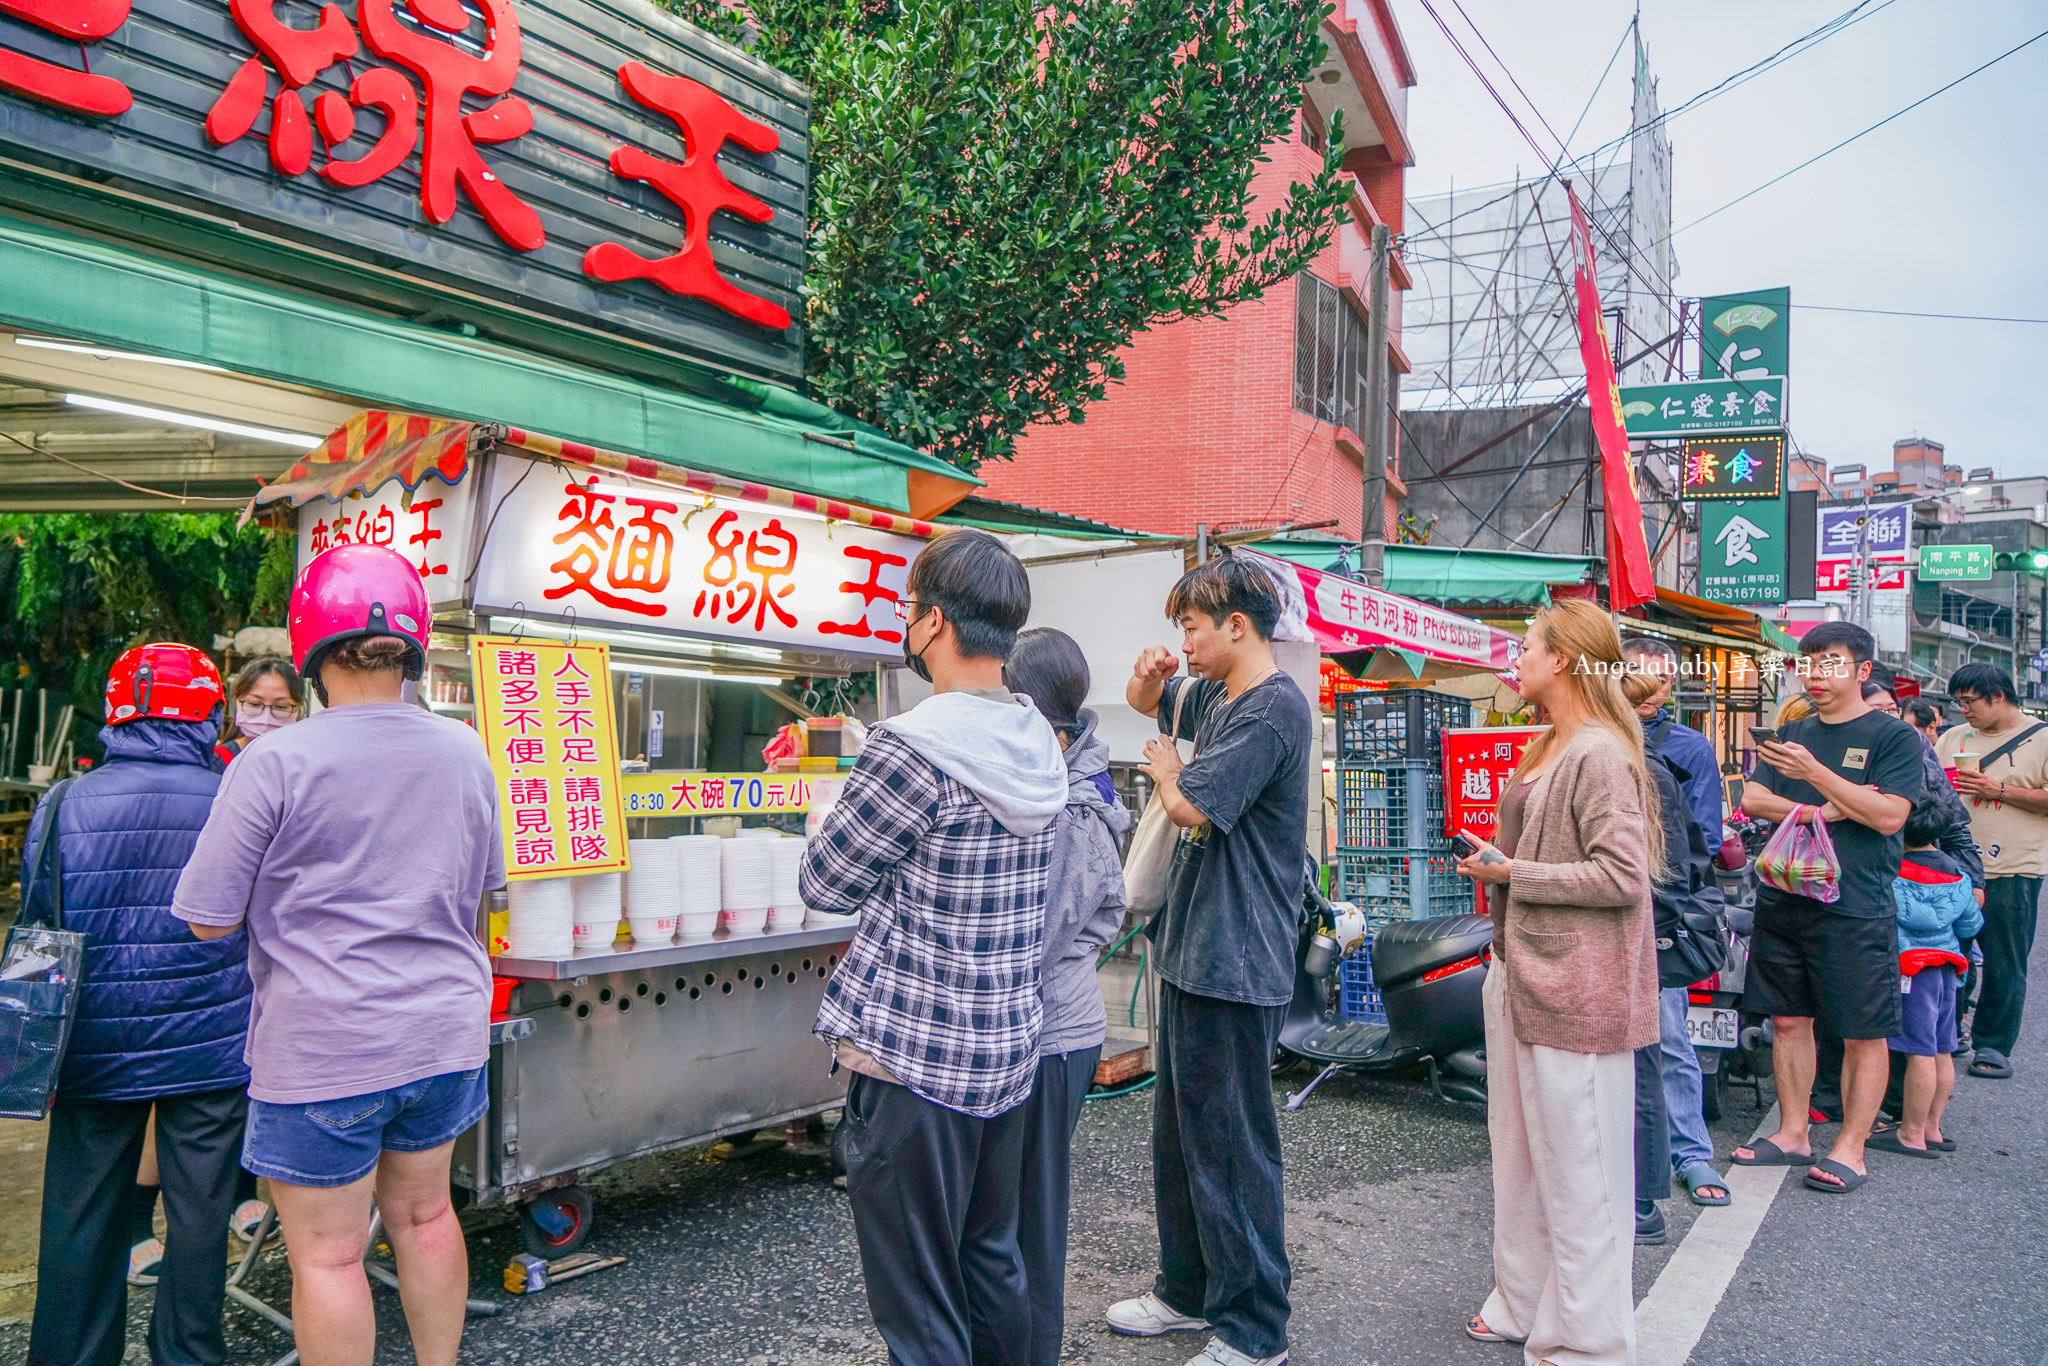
[876,689,1067,837]
[1038,709,1134,1057]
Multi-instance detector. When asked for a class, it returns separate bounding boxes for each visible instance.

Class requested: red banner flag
[1568,186,1656,611]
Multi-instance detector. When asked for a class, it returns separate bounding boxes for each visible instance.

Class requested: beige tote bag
[1123,684,1192,915]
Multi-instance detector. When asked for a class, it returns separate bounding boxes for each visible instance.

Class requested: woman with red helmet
[22,643,253,1366]
[173,545,503,1366]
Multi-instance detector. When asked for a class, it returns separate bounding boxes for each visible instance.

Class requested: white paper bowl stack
[768,838,808,929]
[624,839,681,946]
[570,872,624,950]
[505,876,574,958]
[718,838,773,935]
[670,835,724,939]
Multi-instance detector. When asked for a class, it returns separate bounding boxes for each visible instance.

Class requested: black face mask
[903,604,934,683]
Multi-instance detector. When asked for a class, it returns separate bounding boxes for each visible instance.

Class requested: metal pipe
[1359,223,1392,589]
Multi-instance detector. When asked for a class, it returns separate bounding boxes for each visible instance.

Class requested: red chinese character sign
[295,477,476,605]
[469,454,922,662]
[0,0,808,380]
[471,636,629,880]
[1443,727,1544,841]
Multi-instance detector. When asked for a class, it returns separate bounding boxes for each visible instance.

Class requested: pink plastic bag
[1754,805,1841,903]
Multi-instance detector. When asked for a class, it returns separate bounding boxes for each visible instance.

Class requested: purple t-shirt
[173,703,504,1104]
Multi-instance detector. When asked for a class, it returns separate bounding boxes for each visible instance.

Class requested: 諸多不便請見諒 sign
[1698,500,1788,605]
[467,456,922,661]
[1680,435,1784,502]
[1619,377,1785,438]
[471,636,630,879]
[0,0,809,379]
[620,771,813,816]
[1916,545,1996,582]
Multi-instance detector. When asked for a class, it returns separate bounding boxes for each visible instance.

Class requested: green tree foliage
[668,0,1351,469]
[0,513,283,761]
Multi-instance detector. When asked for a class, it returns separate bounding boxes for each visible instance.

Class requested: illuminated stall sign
[467,453,923,662]
[471,636,631,880]
[0,0,808,378]
[294,478,476,607]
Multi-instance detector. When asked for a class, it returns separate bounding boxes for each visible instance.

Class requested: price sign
[618,771,814,816]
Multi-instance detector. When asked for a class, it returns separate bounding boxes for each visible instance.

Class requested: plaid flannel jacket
[804,729,1053,1118]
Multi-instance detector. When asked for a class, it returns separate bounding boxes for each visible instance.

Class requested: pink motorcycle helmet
[289,544,431,688]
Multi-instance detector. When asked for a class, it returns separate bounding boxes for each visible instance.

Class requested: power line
[1798,304,2048,326]
[1672,27,2048,236]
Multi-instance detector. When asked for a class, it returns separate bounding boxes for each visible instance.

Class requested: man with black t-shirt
[1109,554,1311,1366]
[1734,622,1924,1194]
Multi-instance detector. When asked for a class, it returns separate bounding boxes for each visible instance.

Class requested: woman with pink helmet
[173,544,504,1366]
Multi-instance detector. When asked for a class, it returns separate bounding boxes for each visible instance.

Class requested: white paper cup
[677,909,720,940]
[1955,752,1980,773]
[629,915,678,946]
[721,906,769,935]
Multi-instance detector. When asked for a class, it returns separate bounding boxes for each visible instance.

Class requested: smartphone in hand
[1750,727,1778,745]
[1454,830,1507,865]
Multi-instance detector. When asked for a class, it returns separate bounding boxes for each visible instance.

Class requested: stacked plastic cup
[624,839,680,946]
[571,872,624,950]
[767,838,808,929]
[505,877,574,958]
[670,835,723,939]
[719,838,773,935]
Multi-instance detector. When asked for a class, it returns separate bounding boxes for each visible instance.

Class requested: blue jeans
[1658,988,1715,1175]
[243,1067,487,1188]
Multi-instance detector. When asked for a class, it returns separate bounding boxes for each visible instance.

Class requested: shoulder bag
[1123,684,1193,916]
[0,779,88,1120]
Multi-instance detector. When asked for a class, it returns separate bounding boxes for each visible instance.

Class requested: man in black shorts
[1734,622,1923,1193]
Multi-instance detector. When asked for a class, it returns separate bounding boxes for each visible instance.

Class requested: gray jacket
[1039,710,1134,1057]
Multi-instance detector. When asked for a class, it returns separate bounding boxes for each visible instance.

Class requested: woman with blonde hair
[1458,599,1662,1366]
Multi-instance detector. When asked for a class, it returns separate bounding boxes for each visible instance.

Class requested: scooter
[1687,814,1769,1120]
[1279,871,1492,1109]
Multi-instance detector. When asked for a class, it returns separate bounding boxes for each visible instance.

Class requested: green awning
[0,216,977,518]
[1758,617,1800,654]
[1256,538,1595,607]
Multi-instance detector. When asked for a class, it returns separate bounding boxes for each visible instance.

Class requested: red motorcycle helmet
[289,544,432,687]
[105,643,225,726]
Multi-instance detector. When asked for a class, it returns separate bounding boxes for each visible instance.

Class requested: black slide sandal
[1804,1158,1868,1193]
[1732,1137,1811,1166]
[1867,1129,1939,1160]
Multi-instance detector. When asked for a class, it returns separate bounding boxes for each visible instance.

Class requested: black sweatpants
[841,1073,1031,1366]
[1152,981,1290,1360]
[1634,1043,1670,1204]
[1016,1047,1101,1366]
[29,1086,249,1366]
[1974,876,2042,1059]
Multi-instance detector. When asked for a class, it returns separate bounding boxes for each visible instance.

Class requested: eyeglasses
[237,700,301,720]
[893,599,930,623]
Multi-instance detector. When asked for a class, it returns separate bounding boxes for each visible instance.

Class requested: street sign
[1702,288,1790,379]
[1619,376,1786,438]
[1699,499,1788,604]
[2032,648,2048,672]
[1916,545,1996,581]
[1680,434,1784,502]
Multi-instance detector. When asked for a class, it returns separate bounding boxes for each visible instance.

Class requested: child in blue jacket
[1873,800,1984,1158]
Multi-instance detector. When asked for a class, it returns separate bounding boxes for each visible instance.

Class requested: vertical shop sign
[1698,500,1789,605]
[1701,288,1790,380]
[1443,727,1545,840]
[471,636,630,880]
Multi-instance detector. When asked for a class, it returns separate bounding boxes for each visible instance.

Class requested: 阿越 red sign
[1443,727,1545,841]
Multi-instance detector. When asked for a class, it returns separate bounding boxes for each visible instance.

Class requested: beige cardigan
[1495,724,1660,1054]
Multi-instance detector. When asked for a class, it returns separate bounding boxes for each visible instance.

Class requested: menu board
[471,636,631,880]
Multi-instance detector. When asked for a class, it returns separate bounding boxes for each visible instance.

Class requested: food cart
[259,411,934,1252]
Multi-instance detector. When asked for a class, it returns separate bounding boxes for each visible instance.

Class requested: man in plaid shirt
[802,530,1068,1366]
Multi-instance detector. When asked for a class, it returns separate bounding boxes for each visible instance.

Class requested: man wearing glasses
[1934,663,2048,1080]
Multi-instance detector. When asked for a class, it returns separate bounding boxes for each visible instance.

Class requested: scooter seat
[1371,914,1494,988]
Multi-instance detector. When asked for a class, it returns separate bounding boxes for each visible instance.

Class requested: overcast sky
[1394,0,2048,482]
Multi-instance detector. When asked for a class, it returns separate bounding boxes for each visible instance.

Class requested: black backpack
[1647,751,1728,989]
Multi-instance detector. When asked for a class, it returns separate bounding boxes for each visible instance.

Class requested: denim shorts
[243,1067,488,1188]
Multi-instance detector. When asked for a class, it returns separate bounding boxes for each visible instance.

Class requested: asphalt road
[6,934,2044,1366]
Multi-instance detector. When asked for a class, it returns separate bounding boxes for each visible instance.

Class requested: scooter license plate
[1686,1006,1740,1049]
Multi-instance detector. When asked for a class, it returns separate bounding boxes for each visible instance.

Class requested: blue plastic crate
[1336,690,1472,762]
[1336,762,1446,850]
[1338,947,1385,1022]
[1335,848,1470,920]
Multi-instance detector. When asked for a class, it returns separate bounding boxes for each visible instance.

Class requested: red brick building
[979,0,1417,540]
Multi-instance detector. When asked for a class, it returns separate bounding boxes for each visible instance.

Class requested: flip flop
[1677,1163,1732,1206]
[1866,1129,1939,1160]
[1803,1158,1868,1193]
[1929,1136,1957,1152]
[1968,1049,2012,1079]
[1731,1137,1812,1166]
[1466,1315,1523,1344]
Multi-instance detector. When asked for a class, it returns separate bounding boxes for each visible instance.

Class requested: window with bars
[1293,273,1370,435]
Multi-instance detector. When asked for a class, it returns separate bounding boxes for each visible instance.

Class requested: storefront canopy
[1240,549,1523,682]
[1255,538,1595,608]
[0,216,978,521]
[1629,587,1801,655]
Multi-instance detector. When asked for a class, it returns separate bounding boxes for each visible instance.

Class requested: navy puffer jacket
[19,716,252,1102]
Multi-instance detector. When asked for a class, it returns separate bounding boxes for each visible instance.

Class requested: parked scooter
[1686,813,1771,1120]
[1280,870,1491,1109]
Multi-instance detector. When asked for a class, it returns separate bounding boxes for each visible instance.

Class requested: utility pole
[1359,223,1391,588]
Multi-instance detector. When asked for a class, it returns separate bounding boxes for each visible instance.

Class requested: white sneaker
[1106,1291,1209,1337]
[1184,1337,1286,1366]
[127,1237,163,1287]
[230,1199,269,1243]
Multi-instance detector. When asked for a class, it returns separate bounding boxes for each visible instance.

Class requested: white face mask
[236,705,296,738]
